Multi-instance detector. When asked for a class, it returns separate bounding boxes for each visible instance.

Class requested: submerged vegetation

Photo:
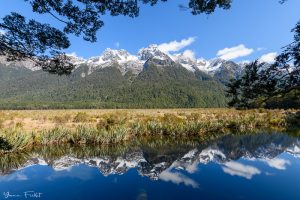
[0,109,299,153]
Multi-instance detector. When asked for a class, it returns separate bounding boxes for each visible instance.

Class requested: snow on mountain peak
[0,45,246,79]
[139,44,177,69]
[173,52,197,72]
[67,55,86,66]
[101,48,138,62]
[138,44,169,61]
[84,48,142,75]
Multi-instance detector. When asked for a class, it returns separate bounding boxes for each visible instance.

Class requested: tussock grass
[52,114,71,124]
[73,112,91,123]
[0,108,298,153]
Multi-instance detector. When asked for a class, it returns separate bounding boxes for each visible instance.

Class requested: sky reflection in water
[0,132,300,200]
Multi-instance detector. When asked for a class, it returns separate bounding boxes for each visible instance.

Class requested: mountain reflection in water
[0,132,300,200]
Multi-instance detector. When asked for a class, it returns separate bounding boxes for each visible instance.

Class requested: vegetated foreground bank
[0,109,299,153]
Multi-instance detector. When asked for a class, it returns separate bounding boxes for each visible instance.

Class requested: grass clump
[0,128,33,152]
[40,128,72,145]
[52,114,71,124]
[73,112,91,123]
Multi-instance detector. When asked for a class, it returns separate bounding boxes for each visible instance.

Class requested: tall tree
[226,20,300,109]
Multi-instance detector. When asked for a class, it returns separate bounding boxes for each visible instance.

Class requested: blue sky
[0,0,300,62]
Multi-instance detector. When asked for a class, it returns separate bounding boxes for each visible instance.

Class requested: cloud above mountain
[217,44,254,60]
[259,52,277,63]
[182,50,196,60]
[157,37,196,53]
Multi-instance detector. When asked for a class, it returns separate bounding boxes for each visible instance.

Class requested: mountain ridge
[0,45,246,109]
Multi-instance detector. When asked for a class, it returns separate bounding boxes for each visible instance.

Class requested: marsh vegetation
[0,109,299,153]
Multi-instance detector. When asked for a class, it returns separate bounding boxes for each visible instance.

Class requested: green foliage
[40,128,71,145]
[0,128,33,151]
[0,63,228,109]
[226,21,300,109]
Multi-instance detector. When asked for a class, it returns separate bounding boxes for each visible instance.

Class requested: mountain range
[0,45,246,109]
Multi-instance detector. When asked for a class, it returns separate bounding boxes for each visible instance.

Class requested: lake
[0,132,300,200]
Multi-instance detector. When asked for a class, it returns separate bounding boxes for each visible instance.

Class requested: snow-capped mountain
[172,53,199,72]
[83,45,244,79]
[77,48,144,75]
[138,44,169,61]
[0,44,249,108]
[0,44,245,80]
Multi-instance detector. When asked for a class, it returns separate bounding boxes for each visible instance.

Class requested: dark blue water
[0,133,300,200]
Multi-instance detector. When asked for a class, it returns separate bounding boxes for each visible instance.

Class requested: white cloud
[259,52,277,63]
[158,37,196,53]
[115,42,120,48]
[182,49,196,60]
[66,52,84,60]
[264,158,290,170]
[222,161,261,179]
[159,170,199,188]
[217,44,254,60]
[66,52,78,57]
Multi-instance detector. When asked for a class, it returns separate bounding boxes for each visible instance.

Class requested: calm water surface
[0,132,300,200]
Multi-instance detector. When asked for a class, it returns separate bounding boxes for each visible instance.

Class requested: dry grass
[0,108,297,131]
[0,108,298,153]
